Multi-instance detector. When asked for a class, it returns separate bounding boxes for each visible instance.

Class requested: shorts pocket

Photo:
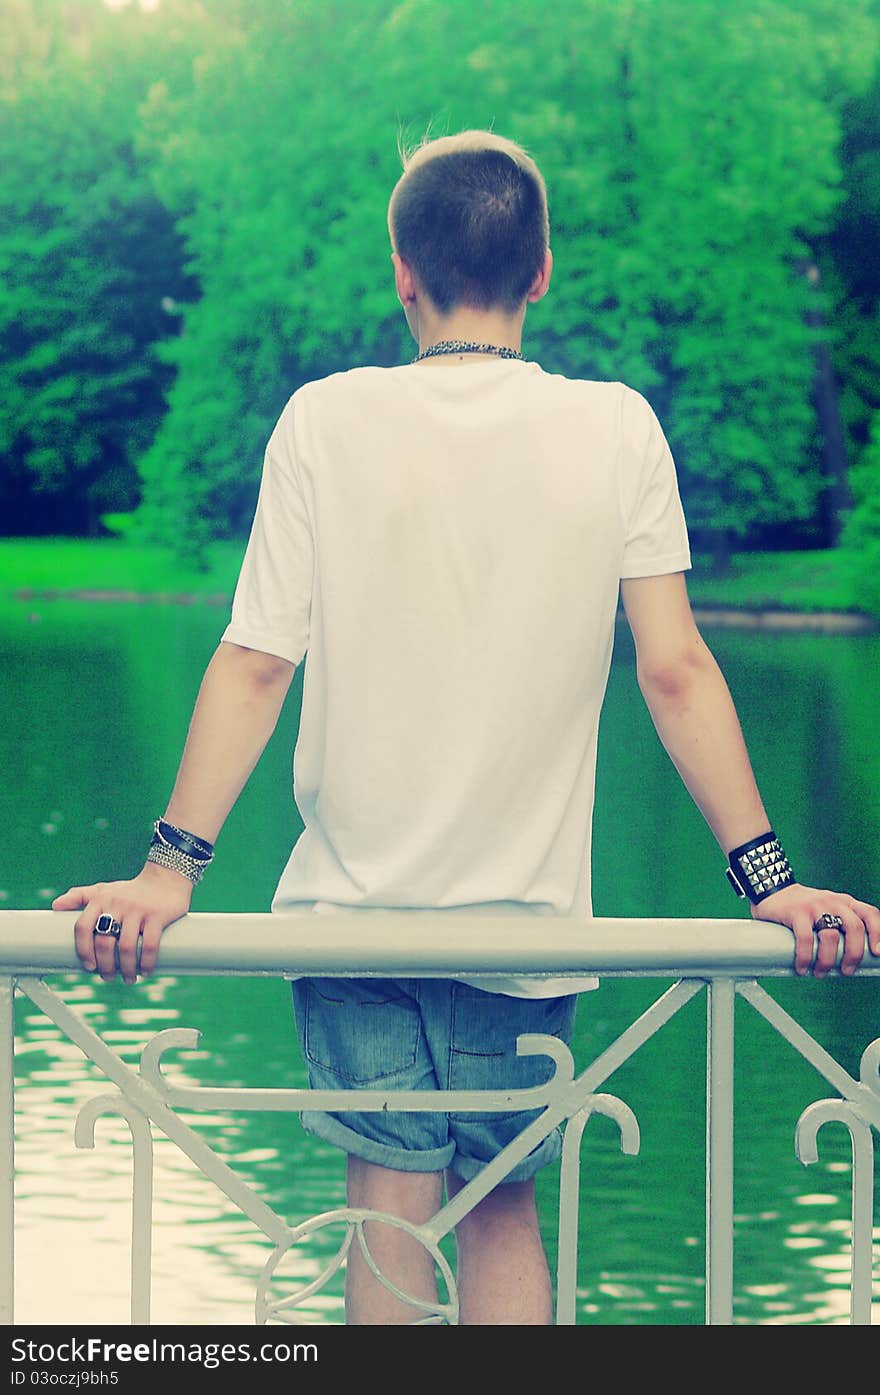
[448,985,577,1120]
[299,977,423,1085]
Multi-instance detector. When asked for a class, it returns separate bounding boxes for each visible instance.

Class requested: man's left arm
[620,572,880,977]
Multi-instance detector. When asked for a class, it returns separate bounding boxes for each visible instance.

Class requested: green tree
[132,0,407,548]
[841,411,880,615]
[814,2,880,502]
[0,0,195,535]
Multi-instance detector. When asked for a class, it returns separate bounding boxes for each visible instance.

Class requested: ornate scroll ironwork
[739,982,880,1325]
[12,977,707,1325]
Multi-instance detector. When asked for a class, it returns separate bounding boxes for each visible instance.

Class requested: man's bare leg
[344,1157,444,1324]
[446,1170,553,1325]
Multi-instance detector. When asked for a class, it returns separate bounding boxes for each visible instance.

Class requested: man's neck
[414,306,526,361]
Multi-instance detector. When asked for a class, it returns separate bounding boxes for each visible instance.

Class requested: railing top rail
[1,910,877,979]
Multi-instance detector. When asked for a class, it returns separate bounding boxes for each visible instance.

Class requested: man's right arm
[53,641,295,983]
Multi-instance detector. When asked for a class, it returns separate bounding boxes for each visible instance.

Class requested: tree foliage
[815,25,880,472]
[1,0,879,558]
[0,0,194,534]
[131,0,880,551]
[842,414,880,613]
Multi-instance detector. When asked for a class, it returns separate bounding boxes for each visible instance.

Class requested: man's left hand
[751,883,880,978]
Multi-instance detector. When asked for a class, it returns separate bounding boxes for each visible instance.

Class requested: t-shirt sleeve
[618,384,692,579]
[220,395,313,665]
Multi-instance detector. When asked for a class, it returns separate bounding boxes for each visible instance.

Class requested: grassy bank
[0,537,868,616]
[0,538,244,597]
[687,548,860,613]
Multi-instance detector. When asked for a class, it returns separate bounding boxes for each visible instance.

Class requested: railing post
[0,976,15,1324]
[706,976,735,1325]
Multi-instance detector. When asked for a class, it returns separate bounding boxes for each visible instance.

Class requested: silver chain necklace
[413,339,524,363]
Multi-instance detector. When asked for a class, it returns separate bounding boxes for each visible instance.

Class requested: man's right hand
[52,862,193,984]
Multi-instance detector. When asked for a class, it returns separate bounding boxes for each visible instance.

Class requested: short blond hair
[388,129,549,313]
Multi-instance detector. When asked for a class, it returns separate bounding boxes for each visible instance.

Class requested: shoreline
[8,587,878,633]
[683,607,876,634]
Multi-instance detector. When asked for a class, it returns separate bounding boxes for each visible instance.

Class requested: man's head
[387,130,550,320]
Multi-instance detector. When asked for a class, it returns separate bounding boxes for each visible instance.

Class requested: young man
[56,130,880,1326]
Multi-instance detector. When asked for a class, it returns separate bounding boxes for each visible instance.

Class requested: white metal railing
[2,910,878,1326]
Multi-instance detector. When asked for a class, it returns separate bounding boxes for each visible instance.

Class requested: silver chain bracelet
[146,841,210,885]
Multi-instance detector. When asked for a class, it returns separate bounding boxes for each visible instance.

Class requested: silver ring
[814,913,844,933]
[94,914,122,939]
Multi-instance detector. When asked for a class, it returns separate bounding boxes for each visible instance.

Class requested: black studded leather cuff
[726,831,796,904]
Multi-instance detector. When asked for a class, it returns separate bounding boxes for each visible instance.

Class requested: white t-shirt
[222,360,691,996]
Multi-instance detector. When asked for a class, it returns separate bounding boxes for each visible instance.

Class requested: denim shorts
[290,976,578,1182]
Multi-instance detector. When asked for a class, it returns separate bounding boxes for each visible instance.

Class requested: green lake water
[2,596,878,1325]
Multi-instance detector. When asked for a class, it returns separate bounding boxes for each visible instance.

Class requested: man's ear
[392,251,417,307]
[526,248,553,304]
